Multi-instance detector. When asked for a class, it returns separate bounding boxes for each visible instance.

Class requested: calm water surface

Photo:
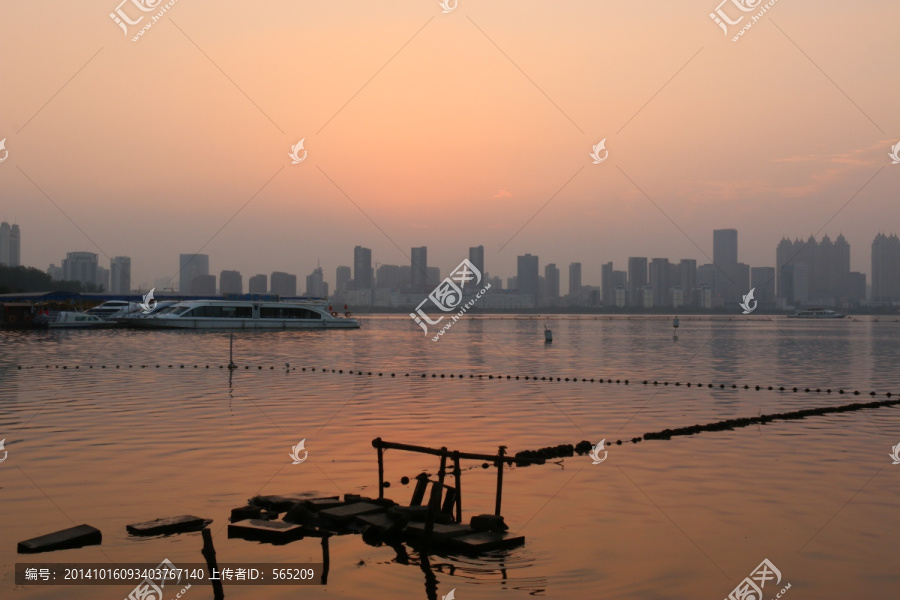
[2,316,899,599]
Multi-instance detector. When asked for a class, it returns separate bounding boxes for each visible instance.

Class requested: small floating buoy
[544,324,552,343]
[673,316,680,329]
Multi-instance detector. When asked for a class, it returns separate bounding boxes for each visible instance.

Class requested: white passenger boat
[36,311,119,329]
[787,308,846,319]
[116,299,360,329]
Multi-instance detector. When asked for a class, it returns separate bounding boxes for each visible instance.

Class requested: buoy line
[14,364,895,400]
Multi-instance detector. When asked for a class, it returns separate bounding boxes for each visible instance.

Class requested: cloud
[492,189,513,200]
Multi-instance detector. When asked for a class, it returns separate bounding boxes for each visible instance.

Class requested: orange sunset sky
[1,0,898,290]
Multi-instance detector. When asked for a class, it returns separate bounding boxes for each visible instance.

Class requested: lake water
[2,316,899,599]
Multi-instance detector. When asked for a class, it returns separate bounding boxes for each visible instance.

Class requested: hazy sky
[1,1,898,291]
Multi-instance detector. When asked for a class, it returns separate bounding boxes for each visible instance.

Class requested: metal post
[423,450,447,551]
[228,333,236,370]
[495,446,507,516]
[200,528,225,599]
[376,439,385,499]
[452,451,462,523]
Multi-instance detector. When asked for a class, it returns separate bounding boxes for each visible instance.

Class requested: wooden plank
[126,515,212,536]
[449,531,525,553]
[227,519,308,544]
[18,525,102,554]
[318,502,384,524]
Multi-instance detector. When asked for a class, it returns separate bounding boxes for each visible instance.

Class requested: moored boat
[35,311,119,329]
[787,308,846,319]
[116,299,360,329]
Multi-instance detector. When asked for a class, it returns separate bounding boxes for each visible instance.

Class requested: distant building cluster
[34,227,900,309]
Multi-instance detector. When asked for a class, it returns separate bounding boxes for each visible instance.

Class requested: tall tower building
[305,266,329,297]
[601,262,615,305]
[335,266,352,294]
[517,254,539,299]
[219,270,243,295]
[270,271,297,297]
[8,224,20,267]
[568,262,582,296]
[110,256,132,294]
[649,258,672,307]
[545,263,560,302]
[627,257,648,307]
[179,254,210,294]
[410,246,428,291]
[249,274,267,295]
[354,246,373,290]
[713,228,739,304]
[0,222,9,266]
[468,245,484,278]
[872,233,900,303]
[62,252,99,287]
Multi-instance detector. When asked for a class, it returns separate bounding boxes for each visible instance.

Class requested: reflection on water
[1,318,900,599]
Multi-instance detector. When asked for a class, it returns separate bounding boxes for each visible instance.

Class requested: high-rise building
[179,254,210,294]
[9,224,20,267]
[507,276,517,291]
[517,254,539,299]
[676,259,697,307]
[1,223,21,267]
[750,267,775,308]
[305,267,329,297]
[601,262,615,305]
[426,266,440,288]
[568,262,582,296]
[649,258,673,307]
[872,233,900,303]
[376,264,403,290]
[62,252,99,287]
[96,266,109,291]
[848,272,866,304]
[191,274,216,295]
[0,222,9,266]
[249,274,267,295]
[713,229,740,304]
[354,246,373,290]
[627,257,648,307]
[270,272,297,297]
[469,246,484,278]
[47,264,63,281]
[335,266,351,294]
[219,270,243,295]
[110,256,132,294]
[777,234,851,305]
[545,263,560,302]
[411,246,428,291]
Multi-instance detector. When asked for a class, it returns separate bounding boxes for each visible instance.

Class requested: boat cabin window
[184,305,252,318]
[259,306,321,319]
[170,306,192,316]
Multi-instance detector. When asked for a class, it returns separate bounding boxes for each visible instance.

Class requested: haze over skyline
[1,1,898,291]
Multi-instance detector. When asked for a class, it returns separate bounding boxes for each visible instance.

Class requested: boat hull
[119,317,360,329]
